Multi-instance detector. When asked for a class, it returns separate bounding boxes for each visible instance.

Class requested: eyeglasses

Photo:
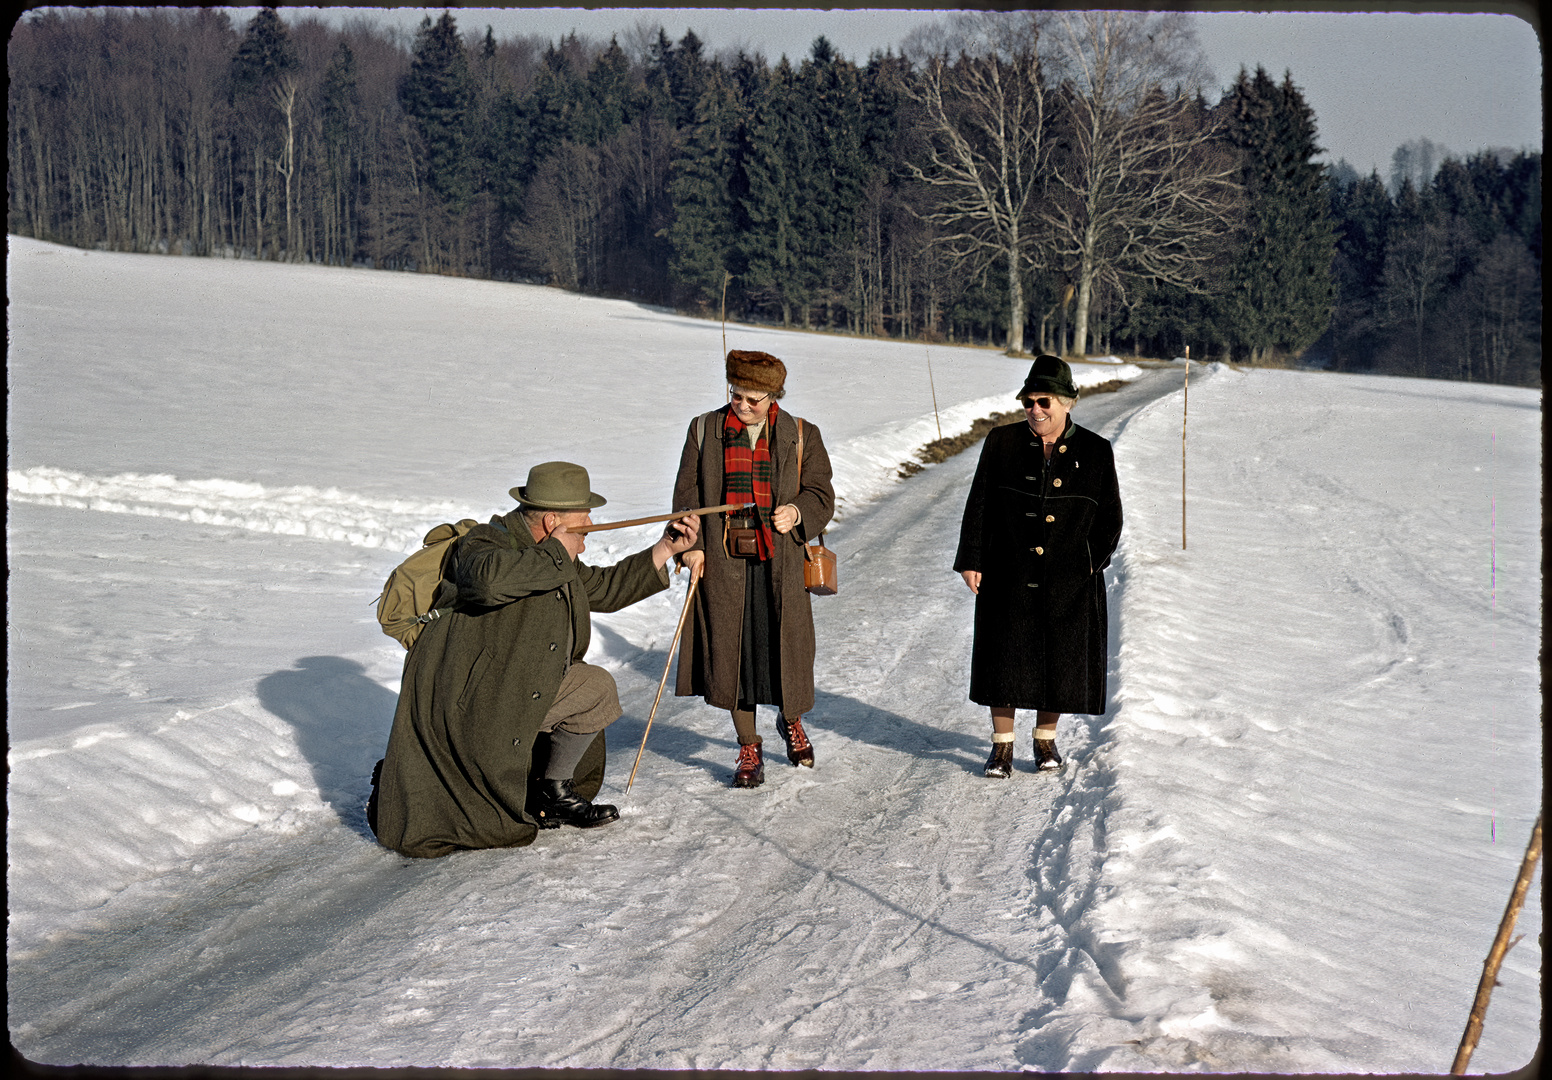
[729,389,770,407]
[1022,396,1057,410]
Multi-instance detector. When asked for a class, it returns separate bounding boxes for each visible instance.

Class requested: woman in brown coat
[674,350,836,787]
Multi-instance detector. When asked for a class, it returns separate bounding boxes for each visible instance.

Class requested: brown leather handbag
[796,418,837,596]
[803,534,838,595]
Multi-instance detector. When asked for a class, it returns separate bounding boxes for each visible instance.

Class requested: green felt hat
[1017,354,1079,400]
[510,461,607,510]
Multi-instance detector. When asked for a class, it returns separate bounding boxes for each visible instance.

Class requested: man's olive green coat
[672,406,835,715]
[371,510,668,858]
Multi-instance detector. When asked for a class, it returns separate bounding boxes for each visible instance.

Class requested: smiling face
[1022,393,1072,442]
[729,385,774,426]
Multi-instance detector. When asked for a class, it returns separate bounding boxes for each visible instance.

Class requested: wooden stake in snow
[1182,345,1189,550]
[926,343,943,440]
[720,270,731,358]
[1450,814,1543,1074]
[627,570,701,793]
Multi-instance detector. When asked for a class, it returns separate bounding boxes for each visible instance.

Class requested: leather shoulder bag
[796,418,838,596]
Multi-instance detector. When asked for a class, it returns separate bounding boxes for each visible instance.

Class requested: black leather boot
[532,778,620,829]
[984,741,1013,779]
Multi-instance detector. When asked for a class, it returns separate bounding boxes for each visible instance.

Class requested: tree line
[1325,152,1541,385]
[6,7,1539,385]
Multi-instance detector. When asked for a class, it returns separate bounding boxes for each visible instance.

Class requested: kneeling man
[370,461,700,858]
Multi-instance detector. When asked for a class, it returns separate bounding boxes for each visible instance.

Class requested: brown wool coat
[371,510,669,858]
[673,406,836,715]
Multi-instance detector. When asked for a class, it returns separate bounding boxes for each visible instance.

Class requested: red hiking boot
[733,742,765,788]
[776,714,815,768]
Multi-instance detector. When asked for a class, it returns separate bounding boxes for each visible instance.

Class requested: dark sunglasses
[1022,396,1056,410]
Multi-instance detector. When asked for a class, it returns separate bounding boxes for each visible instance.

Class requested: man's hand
[548,512,590,560]
[652,514,700,571]
[772,503,800,534]
[960,570,981,594]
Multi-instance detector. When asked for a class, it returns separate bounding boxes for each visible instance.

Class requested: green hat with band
[1018,354,1079,400]
[511,461,607,510]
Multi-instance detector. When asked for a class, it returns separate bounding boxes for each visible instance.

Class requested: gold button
[1045,515,1055,522]
[1059,445,1067,453]
[1052,478,1062,487]
[1035,546,1044,555]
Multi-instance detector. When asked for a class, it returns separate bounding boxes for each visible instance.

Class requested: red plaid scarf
[723,401,778,560]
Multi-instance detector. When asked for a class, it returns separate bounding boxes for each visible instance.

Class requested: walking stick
[571,503,749,534]
[626,569,700,793]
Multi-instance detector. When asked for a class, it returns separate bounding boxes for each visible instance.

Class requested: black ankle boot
[532,778,620,829]
[984,741,1013,778]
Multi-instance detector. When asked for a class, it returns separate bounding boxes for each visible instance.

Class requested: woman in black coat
[954,355,1122,778]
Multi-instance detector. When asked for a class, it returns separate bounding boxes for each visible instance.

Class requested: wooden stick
[1451,814,1543,1074]
[626,571,701,793]
[927,343,942,440]
[570,503,749,535]
[1182,345,1189,551]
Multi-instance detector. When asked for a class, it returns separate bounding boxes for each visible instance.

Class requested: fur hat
[725,350,787,394]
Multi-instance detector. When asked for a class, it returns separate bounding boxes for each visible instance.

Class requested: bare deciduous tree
[509,140,604,289]
[1040,10,1240,356]
[905,12,1050,353]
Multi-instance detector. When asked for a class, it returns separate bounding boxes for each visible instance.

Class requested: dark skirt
[738,557,782,707]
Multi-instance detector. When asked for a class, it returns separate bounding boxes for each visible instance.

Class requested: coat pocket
[457,648,492,713]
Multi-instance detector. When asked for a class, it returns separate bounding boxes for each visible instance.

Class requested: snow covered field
[7,235,1541,1072]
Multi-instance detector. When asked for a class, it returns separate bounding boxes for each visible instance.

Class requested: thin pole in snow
[927,343,943,440]
[720,271,731,358]
[1182,345,1189,550]
[1451,814,1542,1074]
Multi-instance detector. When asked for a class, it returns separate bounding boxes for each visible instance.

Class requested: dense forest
[6,7,1540,385]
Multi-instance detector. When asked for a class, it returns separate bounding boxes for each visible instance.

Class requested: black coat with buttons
[954,418,1122,714]
[371,509,669,857]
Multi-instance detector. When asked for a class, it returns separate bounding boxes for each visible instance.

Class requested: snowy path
[9,376,1174,1070]
[9,237,1539,1073]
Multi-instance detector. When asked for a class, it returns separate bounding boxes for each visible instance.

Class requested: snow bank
[8,467,466,552]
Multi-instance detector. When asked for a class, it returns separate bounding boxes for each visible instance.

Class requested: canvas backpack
[376,518,480,649]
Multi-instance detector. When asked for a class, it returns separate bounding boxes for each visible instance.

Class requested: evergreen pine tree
[401,12,476,211]
[796,37,868,326]
[229,6,295,100]
[740,58,807,325]
[1217,67,1336,362]
[668,71,744,309]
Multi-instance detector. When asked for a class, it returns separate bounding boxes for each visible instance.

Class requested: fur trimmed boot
[984,732,1015,778]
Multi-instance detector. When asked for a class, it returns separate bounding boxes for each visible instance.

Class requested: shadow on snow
[256,655,397,841]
